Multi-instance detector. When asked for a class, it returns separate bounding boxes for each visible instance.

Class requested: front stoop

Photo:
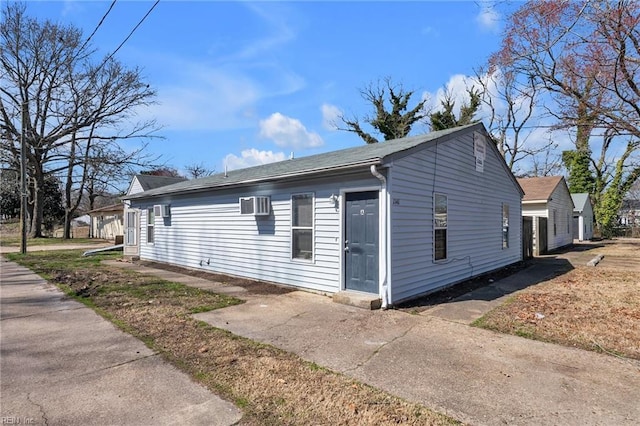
[333,291,382,310]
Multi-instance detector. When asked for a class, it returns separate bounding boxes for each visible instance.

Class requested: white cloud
[223,148,287,171]
[133,2,305,133]
[134,59,261,132]
[259,112,324,149]
[321,103,341,130]
[230,3,296,61]
[476,2,500,33]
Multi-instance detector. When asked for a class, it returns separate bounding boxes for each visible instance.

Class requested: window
[147,207,155,244]
[567,212,570,234]
[502,203,509,249]
[553,209,557,236]
[434,193,447,261]
[291,193,313,260]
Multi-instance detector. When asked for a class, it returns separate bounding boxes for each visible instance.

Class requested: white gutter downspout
[370,165,390,309]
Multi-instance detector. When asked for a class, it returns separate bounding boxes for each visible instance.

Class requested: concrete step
[333,291,381,310]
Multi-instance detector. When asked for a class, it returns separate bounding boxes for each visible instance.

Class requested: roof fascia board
[124,160,380,201]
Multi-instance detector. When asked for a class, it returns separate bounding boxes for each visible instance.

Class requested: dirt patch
[475,264,640,360]
[138,260,297,296]
[15,252,457,425]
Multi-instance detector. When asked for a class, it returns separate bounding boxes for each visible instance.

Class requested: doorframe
[123,206,140,258]
[338,186,383,294]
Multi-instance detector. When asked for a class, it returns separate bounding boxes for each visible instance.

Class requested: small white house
[124,123,524,307]
[518,176,574,254]
[619,199,640,226]
[123,174,187,259]
[571,193,594,241]
[87,203,123,240]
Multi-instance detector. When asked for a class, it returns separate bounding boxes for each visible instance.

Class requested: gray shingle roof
[126,123,482,200]
[136,175,187,191]
[570,193,591,213]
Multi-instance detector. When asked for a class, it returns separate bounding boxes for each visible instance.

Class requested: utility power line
[77,0,118,56]
[100,0,160,68]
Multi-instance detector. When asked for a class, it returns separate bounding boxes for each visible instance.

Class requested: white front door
[124,209,139,256]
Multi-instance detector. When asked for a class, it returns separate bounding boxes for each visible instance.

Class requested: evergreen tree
[562,150,595,194]
[430,88,481,131]
[339,78,428,144]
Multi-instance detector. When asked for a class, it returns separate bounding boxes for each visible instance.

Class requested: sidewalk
[103,257,640,425]
[0,258,241,426]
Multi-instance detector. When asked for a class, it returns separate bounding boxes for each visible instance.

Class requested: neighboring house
[127,174,189,195]
[123,123,524,307]
[518,176,574,254]
[619,199,640,226]
[87,204,124,240]
[123,174,187,259]
[571,193,594,241]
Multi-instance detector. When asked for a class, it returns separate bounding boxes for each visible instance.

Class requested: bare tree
[492,0,640,235]
[0,3,158,237]
[475,66,559,175]
[339,77,428,144]
[184,162,215,179]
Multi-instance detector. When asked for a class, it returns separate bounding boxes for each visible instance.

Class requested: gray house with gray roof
[123,123,524,307]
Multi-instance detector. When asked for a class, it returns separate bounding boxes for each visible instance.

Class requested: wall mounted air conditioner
[153,204,170,218]
[239,196,270,216]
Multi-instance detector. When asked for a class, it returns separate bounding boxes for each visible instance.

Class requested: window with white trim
[553,209,557,236]
[502,203,509,249]
[434,193,447,261]
[291,193,313,260]
[147,207,155,244]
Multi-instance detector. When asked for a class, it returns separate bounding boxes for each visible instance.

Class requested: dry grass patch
[474,267,640,359]
[7,251,457,425]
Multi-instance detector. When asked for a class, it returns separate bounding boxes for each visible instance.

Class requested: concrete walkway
[0,258,242,426]
[193,291,640,426]
[103,257,640,425]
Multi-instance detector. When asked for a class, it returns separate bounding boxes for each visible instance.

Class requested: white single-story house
[571,193,594,241]
[123,123,524,307]
[619,199,640,226]
[517,176,574,254]
[87,203,124,240]
[127,174,188,196]
[123,174,187,258]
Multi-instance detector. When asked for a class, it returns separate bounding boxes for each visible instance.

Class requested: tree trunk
[29,172,44,238]
[63,211,72,240]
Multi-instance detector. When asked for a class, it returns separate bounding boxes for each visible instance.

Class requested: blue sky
[29,1,515,175]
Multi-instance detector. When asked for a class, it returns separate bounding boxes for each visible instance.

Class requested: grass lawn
[0,221,108,247]
[474,240,640,360]
[5,250,458,425]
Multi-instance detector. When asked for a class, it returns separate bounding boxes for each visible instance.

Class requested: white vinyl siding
[127,177,145,195]
[574,197,594,241]
[132,174,378,294]
[389,130,523,303]
[521,181,573,251]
